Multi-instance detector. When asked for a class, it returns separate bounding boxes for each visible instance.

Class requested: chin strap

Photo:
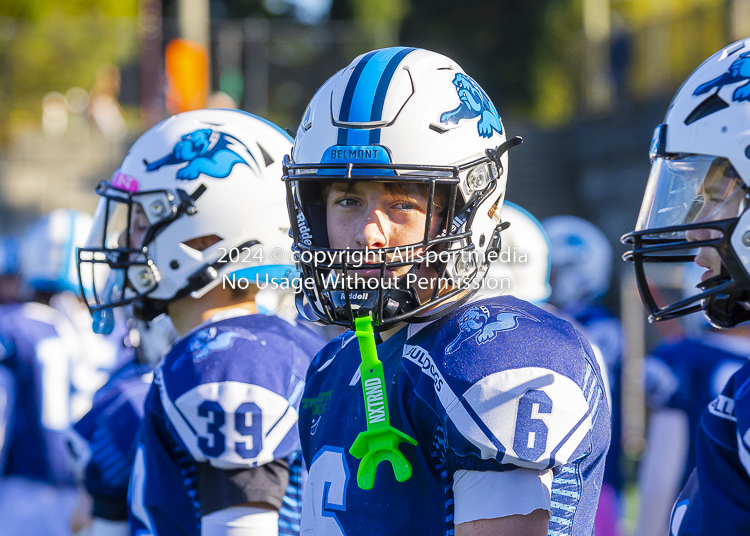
[349,314,417,490]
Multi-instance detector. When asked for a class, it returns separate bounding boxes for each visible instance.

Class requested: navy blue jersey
[70,358,153,520]
[645,334,748,487]
[0,302,117,485]
[300,296,611,536]
[129,313,325,536]
[670,360,750,535]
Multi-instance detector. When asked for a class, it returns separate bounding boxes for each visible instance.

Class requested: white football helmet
[544,215,613,310]
[476,202,551,304]
[622,37,750,327]
[284,47,521,330]
[79,109,294,331]
[21,209,93,294]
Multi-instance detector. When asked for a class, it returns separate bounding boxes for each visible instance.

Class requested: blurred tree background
[327,0,734,128]
[0,0,740,138]
[0,0,140,139]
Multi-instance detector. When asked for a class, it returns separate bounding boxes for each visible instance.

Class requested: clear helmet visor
[86,185,173,251]
[628,155,748,325]
[79,183,172,327]
[86,189,131,252]
[636,155,746,236]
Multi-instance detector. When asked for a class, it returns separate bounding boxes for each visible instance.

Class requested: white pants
[0,477,79,536]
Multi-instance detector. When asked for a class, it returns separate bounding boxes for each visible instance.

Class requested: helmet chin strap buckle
[484,136,522,179]
[706,291,750,328]
[176,184,207,216]
[486,136,523,163]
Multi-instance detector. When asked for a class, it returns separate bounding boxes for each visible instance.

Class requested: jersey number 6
[513,390,552,460]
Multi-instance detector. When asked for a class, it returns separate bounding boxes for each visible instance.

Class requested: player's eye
[392,200,422,212]
[335,197,360,207]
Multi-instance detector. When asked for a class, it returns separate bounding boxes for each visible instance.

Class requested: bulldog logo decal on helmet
[693,51,750,102]
[440,73,503,138]
[144,128,254,180]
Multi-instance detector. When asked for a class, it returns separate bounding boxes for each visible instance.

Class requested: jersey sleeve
[157,332,306,471]
[436,338,608,474]
[414,301,611,534]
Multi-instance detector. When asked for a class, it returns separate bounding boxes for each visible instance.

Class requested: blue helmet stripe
[347,48,404,123]
[368,47,416,144]
[337,47,416,146]
[337,50,378,145]
[344,48,401,145]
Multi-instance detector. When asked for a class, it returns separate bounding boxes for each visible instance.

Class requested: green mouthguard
[349,315,417,490]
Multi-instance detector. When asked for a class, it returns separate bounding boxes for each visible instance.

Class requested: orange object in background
[165,39,209,114]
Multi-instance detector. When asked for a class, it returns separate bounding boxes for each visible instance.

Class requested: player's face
[118,203,150,250]
[685,163,745,280]
[326,181,443,280]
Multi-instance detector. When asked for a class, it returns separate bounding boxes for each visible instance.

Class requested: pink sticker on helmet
[112,172,139,192]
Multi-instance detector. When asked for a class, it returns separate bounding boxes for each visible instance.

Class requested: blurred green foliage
[529,0,581,127]
[0,0,136,18]
[333,0,733,127]
[0,1,139,138]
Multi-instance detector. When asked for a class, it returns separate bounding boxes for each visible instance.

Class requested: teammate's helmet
[21,209,92,294]
[543,215,613,309]
[283,47,521,330]
[622,37,750,327]
[79,109,294,330]
[476,202,551,304]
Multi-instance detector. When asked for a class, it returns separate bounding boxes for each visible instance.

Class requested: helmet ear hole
[181,234,222,252]
[684,93,729,125]
[257,143,275,166]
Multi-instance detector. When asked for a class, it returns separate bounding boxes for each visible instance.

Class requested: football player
[0,209,119,536]
[66,312,178,536]
[78,109,326,536]
[543,216,623,536]
[636,317,749,536]
[284,47,611,535]
[622,36,750,535]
